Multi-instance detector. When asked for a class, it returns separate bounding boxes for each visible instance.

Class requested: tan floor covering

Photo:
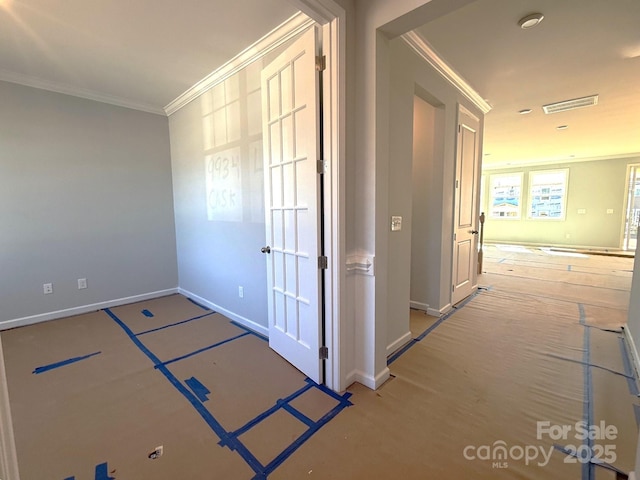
[1,244,639,479]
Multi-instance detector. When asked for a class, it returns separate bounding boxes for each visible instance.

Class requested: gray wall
[482,156,638,249]
[0,81,178,324]
[169,64,269,330]
[411,94,446,311]
[385,38,484,349]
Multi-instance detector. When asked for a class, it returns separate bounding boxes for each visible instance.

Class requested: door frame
[0,337,20,480]
[622,163,640,251]
[290,0,347,391]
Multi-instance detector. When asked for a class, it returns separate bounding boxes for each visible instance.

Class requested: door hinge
[316,55,326,72]
[458,124,461,133]
[454,233,457,241]
[455,179,459,188]
[452,284,455,292]
[319,346,328,360]
[317,159,325,174]
[318,256,328,269]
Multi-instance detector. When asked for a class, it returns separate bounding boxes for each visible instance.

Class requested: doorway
[623,163,640,251]
[410,94,445,315]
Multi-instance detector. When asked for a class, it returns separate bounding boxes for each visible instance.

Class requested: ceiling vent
[542,95,599,114]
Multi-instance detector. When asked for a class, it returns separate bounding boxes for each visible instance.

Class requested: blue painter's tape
[136,312,216,336]
[567,264,572,271]
[543,353,635,380]
[156,332,250,368]
[94,462,115,480]
[498,258,506,264]
[230,321,268,342]
[553,445,627,476]
[388,288,484,365]
[186,297,211,311]
[64,477,75,480]
[103,308,265,476]
[282,402,316,428]
[578,303,586,325]
[261,385,353,477]
[619,336,640,396]
[185,377,211,402]
[224,382,315,445]
[33,351,101,374]
[141,309,154,317]
[578,303,594,480]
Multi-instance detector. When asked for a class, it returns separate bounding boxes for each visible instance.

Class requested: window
[489,173,523,219]
[528,169,568,220]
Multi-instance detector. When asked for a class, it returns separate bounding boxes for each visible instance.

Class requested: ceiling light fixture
[518,13,544,29]
[519,109,532,114]
[556,125,568,130]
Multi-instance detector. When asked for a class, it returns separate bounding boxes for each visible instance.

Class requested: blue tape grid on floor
[102,304,352,479]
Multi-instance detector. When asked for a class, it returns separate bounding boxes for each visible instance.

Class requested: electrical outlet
[43,283,53,295]
[78,278,88,289]
[238,286,244,298]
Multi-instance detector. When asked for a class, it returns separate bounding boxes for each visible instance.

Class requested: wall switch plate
[43,283,53,294]
[391,216,402,231]
[238,286,244,298]
[78,278,88,289]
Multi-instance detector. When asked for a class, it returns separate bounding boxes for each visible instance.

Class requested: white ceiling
[0,0,298,114]
[416,0,640,168]
[1,0,638,168]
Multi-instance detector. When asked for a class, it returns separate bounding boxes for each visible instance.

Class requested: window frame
[488,172,524,220]
[527,168,569,221]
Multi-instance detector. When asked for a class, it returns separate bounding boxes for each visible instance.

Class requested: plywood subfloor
[1,244,638,479]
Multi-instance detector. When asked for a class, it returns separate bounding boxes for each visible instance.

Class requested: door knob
[469,230,479,234]
[261,246,271,254]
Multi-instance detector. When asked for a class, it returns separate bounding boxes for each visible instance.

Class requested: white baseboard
[623,325,640,383]
[386,331,412,357]
[0,288,179,332]
[0,338,20,480]
[427,303,451,317]
[178,288,268,338]
[347,366,390,391]
[410,301,429,311]
[411,301,451,318]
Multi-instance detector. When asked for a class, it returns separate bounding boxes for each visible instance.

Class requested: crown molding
[286,0,343,24]
[164,11,314,116]
[0,69,165,115]
[401,30,492,115]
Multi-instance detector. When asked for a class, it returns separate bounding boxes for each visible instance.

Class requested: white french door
[261,27,323,383]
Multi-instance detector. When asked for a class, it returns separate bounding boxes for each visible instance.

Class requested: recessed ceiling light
[519,109,532,115]
[518,13,544,29]
[556,125,568,130]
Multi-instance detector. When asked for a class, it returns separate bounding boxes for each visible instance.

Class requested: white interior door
[452,106,481,305]
[261,27,323,383]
